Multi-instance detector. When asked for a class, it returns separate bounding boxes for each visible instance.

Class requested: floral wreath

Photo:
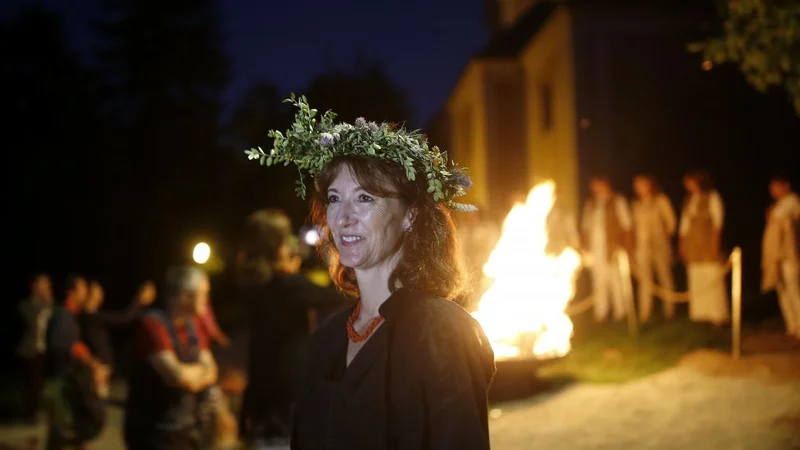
[245,94,477,212]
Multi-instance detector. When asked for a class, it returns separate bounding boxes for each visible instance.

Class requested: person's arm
[678,199,690,262]
[71,341,100,367]
[95,302,144,327]
[617,197,634,254]
[709,191,725,231]
[709,191,725,257]
[659,194,678,237]
[148,348,218,393]
[199,305,229,346]
[393,310,494,450]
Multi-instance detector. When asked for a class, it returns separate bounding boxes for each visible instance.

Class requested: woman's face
[326,166,413,273]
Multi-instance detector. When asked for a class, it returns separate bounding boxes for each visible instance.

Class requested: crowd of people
[15,209,345,450]
[460,171,800,339]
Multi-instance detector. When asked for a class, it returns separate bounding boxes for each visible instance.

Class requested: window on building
[541,83,553,131]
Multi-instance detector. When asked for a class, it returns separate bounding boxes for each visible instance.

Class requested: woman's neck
[354,255,401,318]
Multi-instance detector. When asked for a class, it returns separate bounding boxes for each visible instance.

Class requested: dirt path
[489,352,800,450]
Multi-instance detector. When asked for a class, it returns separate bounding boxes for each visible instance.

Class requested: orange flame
[472,181,581,360]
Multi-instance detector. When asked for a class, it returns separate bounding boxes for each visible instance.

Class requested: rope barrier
[566,250,736,316]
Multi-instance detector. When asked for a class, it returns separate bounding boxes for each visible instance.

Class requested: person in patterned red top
[124,266,218,450]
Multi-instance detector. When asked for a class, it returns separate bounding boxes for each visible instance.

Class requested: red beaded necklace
[346,302,384,343]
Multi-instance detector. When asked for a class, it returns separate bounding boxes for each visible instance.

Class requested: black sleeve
[94,302,144,327]
[393,305,495,450]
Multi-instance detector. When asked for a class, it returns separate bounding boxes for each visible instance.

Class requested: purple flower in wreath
[454,171,473,189]
[367,122,379,132]
[355,117,367,128]
[320,133,336,146]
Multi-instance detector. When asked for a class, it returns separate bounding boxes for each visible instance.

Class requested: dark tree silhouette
[305,57,414,125]
[1,7,105,365]
[216,82,305,241]
[2,7,104,274]
[93,0,230,273]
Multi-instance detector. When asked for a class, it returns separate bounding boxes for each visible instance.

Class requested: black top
[239,273,346,440]
[79,306,142,367]
[242,274,345,386]
[291,288,496,450]
[46,306,82,377]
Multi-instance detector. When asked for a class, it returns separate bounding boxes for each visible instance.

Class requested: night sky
[0,0,488,127]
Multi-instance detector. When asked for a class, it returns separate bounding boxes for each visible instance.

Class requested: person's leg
[609,262,627,322]
[637,254,654,323]
[687,264,703,322]
[592,262,610,322]
[708,262,730,326]
[779,261,800,337]
[654,255,676,319]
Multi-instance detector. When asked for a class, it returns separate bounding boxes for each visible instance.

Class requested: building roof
[477,0,715,59]
[477,1,559,58]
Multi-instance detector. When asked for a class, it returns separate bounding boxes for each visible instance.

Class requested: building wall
[445,62,491,210]
[481,60,527,218]
[570,4,717,201]
[518,6,580,214]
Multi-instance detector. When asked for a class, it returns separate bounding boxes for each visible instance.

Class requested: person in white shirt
[679,171,728,326]
[632,174,678,323]
[761,176,800,338]
[582,176,633,322]
[546,188,581,256]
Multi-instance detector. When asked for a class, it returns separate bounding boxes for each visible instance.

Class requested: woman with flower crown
[246,95,496,450]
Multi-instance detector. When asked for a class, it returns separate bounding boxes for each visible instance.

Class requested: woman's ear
[403,206,418,232]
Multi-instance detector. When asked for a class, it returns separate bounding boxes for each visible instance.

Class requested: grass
[537,314,730,384]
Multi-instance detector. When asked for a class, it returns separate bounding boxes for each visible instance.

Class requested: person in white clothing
[632,174,678,323]
[582,176,633,322]
[679,171,728,326]
[546,188,581,256]
[761,176,800,339]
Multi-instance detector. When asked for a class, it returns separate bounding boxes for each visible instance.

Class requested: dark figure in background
[16,273,54,423]
[237,209,344,446]
[124,267,218,450]
[45,275,109,450]
[80,281,155,368]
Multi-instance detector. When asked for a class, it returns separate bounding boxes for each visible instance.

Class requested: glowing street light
[193,242,211,264]
[304,228,320,246]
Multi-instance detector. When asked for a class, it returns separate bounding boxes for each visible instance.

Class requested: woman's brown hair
[310,155,468,300]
